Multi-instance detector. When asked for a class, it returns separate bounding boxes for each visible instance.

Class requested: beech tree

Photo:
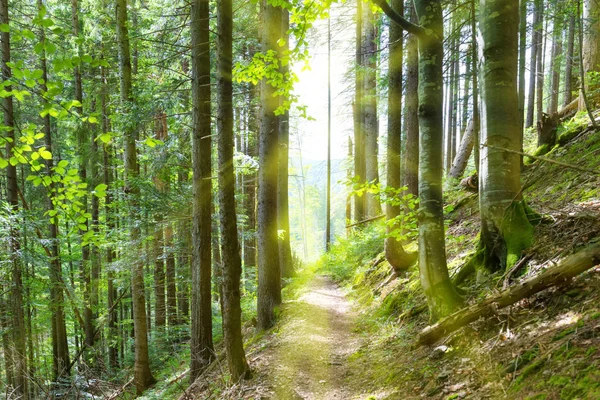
[479,0,533,272]
[375,0,463,320]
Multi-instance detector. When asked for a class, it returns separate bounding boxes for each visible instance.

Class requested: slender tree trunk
[217,0,250,379]
[278,9,294,278]
[37,0,70,380]
[385,0,415,272]
[243,84,258,291]
[165,224,177,328]
[363,8,381,217]
[154,228,166,328]
[547,2,563,115]
[518,0,527,159]
[257,0,282,330]
[1,0,28,395]
[190,0,215,380]
[403,3,419,196]
[563,15,576,107]
[116,0,155,393]
[536,8,546,123]
[353,0,366,222]
[471,0,480,172]
[526,0,541,127]
[479,0,533,272]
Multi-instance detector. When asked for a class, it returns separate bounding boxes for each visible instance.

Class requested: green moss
[502,201,534,269]
[533,144,551,157]
[514,358,546,386]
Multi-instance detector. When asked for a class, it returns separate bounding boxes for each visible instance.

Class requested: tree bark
[257,0,282,331]
[217,0,250,380]
[479,0,533,273]
[563,15,575,107]
[116,0,156,393]
[278,9,294,278]
[449,120,475,179]
[403,3,419,196]
[418,243,600,345]
[526,0,542,128]
[190,0,215,381]
[38,0,70,379]
[384,0,415,272]
[1,0,29,396]
[535,7,546,123]
[363,7,381,217]
[547,1,563,115]
[581,0,600,110]
[353,0,366,222]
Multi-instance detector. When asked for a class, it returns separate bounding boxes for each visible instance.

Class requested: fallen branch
[106,378,134,400]
[484,144,600,175]
[346,214,385,228]
[418,242,600,346]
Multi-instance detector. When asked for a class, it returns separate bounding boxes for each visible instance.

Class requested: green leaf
[0,158,7,168]
[57,160,68,168]
[98,132,112,143]
[94,183,107,192]
[39,149,52,160]
[22,29,35,40]
[0,24,9,32]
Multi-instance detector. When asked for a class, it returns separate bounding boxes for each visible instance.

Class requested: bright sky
[291,4,356,162]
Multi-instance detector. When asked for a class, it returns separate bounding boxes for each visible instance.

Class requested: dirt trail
[248,275,362,400]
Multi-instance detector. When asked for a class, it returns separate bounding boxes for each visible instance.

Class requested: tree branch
[372,0,426,37]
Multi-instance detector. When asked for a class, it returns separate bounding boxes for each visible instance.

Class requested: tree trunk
[257,0,282,331]
[243,83,258,291]
[403,3,419,196]
[526,0,542,128]
[1,0,28,396]
[363,8,381,217]
[518,0,527,162]
[278,9,294,278]
[217,0,250,379]
[413,0,463,321]
[563,15,575,107]
[547,1,563,116]
[165,224,177,328]
[37,0,70,379]
[449,120,475,179]
[353,0,366,222]
[190,0,215,381]
[536,7,546,124]
[581,0,600,110]
[479,0,533,273]
[471,0,480,173]
[154,228,166,328]
[116,0,155,393]
[384,0,415,272]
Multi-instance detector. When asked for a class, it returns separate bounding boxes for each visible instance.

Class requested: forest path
[249,275,363,399]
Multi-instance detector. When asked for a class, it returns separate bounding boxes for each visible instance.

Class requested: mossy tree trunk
[479,0,533,273]
[385,0,415,272]
[257,0,282,330]
[402,3,419,196]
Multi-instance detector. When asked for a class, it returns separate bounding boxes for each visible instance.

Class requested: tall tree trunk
[385,0,415,272]
[116,0,156,393]
[479,0,533,272]
[243,83,258,291]
[563,15,576,107]
[154,228,166,328]
[471,0,480,172]
[403,3,419,196]
[217,0,250,379]
[547,1,563,115]
[536,8,546,123]
[518,0,527,159]
[257,0,282,331]
[353,0,366,222]
[190,0,215,381]
[165,224,177,328]
[413,0,463,321]
[363,8,381,217]
[38,4,70,379]
[278,9,294,278]
[1,0,28,395]
[526,0,542,127]
[581,0,600,109]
